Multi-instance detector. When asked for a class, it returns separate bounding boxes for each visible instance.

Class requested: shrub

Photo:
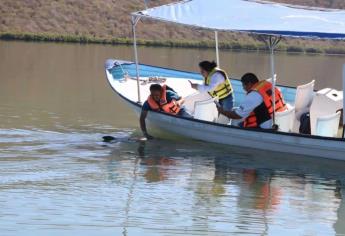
[324,47,345,55]
[286,45,304,53]
[305,47,323,54]
[231,42,242,50]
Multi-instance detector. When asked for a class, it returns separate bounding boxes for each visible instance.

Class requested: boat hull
[105,60,345,161]
[127,99,345,160]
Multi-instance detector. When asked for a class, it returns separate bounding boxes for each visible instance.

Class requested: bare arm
[176,97,185,106]
[217,106,242,119]
[140,110,154,139]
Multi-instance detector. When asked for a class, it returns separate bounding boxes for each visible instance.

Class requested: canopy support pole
[266,35,281,128]
[132,15,141,104]
[215,31,220,66]
[343,64,345,137]
[269,43,276,126]
[144,0,148,9]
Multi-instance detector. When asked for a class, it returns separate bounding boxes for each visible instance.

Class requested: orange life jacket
[147,85,181,115]
[244,81,287,128]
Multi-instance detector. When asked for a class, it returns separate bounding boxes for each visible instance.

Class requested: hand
[189,80,198,90]
[176,99,184,107]
[217,105,224,115]
[191,83,198,89]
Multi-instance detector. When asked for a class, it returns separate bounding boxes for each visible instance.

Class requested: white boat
[105,0,345,160]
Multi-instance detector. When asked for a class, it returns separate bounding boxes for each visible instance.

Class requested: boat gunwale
[110,60,299,90]
[105,62,345,143]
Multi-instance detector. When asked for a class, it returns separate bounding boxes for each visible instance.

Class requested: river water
[1,41,345,235]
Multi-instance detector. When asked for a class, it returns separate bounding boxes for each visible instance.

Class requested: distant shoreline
[1,32,345,55]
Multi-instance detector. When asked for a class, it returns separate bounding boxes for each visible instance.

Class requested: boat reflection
[104,139,345,235]
[137,141,177,183]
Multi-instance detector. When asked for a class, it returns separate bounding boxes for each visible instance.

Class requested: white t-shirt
[197,72,224,93]
[233,91,272,129]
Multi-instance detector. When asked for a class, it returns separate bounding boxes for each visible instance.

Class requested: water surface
[1,41,345,235]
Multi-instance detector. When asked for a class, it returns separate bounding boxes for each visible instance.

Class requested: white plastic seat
[315,111,341,138]
[294,80,315,120]
[292,80,315,133]
[275,105,295,132]
[309,88,343,135]
[193,98,218,122]
[184,92,212,114]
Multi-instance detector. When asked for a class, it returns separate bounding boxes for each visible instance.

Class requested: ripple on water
[0,128,134,188]
[0,128,345,235]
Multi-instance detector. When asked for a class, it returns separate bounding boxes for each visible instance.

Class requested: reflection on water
[2,129,345,235]
[1,41,345,235]
[113,140,345,236]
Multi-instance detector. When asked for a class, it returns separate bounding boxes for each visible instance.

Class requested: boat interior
[106,60,344,139]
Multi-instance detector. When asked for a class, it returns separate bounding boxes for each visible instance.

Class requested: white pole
[270,45,276,126]
[343,64,345,128]
[215,31,220,66]
[132,15,141,103]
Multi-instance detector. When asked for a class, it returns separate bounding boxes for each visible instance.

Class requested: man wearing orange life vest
[140,84,191,139]
[218,73,287,129]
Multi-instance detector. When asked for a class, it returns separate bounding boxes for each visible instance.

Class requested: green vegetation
[1,0,345,55]
[0,32,131,44]
[2,31,345,55]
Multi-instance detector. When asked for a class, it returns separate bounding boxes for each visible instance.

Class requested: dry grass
[0,0,345,53]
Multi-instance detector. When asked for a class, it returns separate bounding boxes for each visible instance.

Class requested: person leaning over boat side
[140,83,192,139]
[190,60,234,111]
[217,73,287,129]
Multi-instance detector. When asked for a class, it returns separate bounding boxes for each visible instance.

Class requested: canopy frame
[131,0,345,40]
[240,34,282,127]
[130,0,345,130]
[131,16,222,103]
[265,35,282,127]
[130,16,286,128]
[343,65,345,137]
[215,31,220,66]
[131,15,142,103]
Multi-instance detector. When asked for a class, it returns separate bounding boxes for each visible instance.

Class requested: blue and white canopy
[132,0,345,39]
